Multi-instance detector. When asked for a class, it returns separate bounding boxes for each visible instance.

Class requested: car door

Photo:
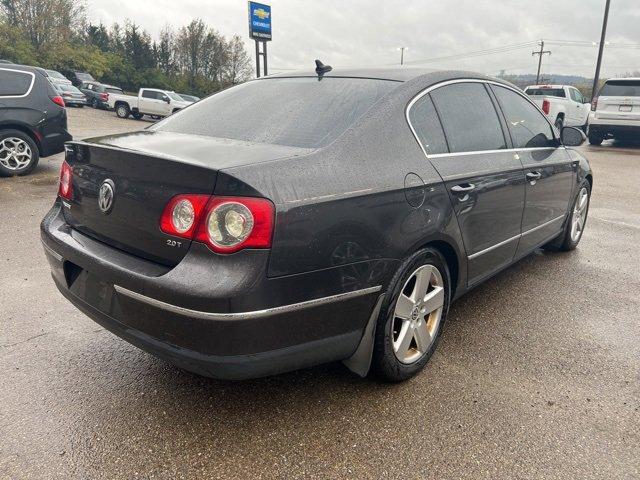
[490,84,576,257]
[139,89,161,114]
[568,87,588,126]
[416,81,526,286]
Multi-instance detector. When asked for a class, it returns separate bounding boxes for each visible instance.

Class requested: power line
[532,40,551,83]
[403,41,538,65]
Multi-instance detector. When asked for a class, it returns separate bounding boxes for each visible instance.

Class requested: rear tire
[588,134,603,145]
[91,98,98,109]
[116,104,130,119]
[371,247,450,382]
[544,180,591,252]
[555,115,564,130]
[0,129,40,177]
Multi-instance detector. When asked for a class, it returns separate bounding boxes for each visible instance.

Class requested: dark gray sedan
[53,83,86,107]
[41,66,591,382]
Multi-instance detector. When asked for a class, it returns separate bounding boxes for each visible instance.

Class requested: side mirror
[162,95,170,103]
[561,126,586,147]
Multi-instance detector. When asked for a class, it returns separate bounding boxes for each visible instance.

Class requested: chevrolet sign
[248,2,272,41]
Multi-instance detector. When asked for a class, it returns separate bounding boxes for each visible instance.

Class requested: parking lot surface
[1,107,638,479]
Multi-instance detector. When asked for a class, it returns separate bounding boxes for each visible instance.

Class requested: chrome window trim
[405,78,558,158]
[0,67,36,99]
[467,214,565,260]
[114,284,382,321]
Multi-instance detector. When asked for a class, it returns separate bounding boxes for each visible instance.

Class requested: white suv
[588,78,640,145]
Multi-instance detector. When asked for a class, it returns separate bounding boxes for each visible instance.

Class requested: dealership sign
[248,2,272,41]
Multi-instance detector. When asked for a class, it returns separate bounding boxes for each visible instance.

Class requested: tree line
[0,0,252,96]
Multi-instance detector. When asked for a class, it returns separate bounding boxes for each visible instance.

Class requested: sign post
[248,2,272,77]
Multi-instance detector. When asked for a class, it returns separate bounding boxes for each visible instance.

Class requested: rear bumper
[588,123,640,138]
[41,203,384,379]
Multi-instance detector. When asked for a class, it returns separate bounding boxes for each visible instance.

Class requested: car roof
[266,66,439,82]
[604,77,640,82]
[0,63,47,77]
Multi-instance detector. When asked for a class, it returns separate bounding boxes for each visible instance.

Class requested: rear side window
[430,82,506,153]
[153,77,397,148]
[525,88,566,98]
[599,80,640,97]
[408,94,448,154]
[492,85,555,149]
[141,90,158,99]
[0,69,34,97]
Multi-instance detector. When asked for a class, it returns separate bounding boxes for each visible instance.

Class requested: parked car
[80,82,124,109]
[588,78,640,145]
[44,69,72,86]
[525,84,590,129]
[179,93,200,103]
[41,67,591,382]
[0,64,72,176]
[0,59,12,64]
[67,70,95,87]
[107,88,192,119]
[53,83,86,107]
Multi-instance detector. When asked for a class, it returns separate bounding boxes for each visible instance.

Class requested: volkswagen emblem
[98,180,115,214]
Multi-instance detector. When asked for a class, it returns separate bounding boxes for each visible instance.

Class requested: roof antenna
[315,59,332,78]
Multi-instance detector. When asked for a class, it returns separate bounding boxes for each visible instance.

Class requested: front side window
[153,77,397,149]
[0,69,34,97]
[492,85,556,149]
[569,88,583,103]
[430,82,506,153]
[408,94,448,155]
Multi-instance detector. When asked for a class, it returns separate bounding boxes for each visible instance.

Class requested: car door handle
[451,183,476,194]
[526,171,542,181]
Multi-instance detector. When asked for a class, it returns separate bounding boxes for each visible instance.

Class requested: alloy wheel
[392,264,445,364]
[570,187,589,242]
[0,137,32,171]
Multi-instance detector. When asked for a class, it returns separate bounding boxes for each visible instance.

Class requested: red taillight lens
[160,194,210,238]
[542,99,550,115]
[160,195,274,254]
[591,97,598,111]
[51,95,65,107]
[100,92,109,101]
[58,161,73,200]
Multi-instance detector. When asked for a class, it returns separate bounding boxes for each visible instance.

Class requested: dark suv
[0,64,72,176]
[80,81,124,109]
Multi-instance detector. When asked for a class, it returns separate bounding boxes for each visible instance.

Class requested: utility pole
[397,47,408,66]
[532,40,551,84]
[592,0,611,99]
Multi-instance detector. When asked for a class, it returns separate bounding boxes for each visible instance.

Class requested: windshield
[76,72,94,81]
[599,80,640,97]
[46,70,66,79]
[525,88,566,98]
[166,91,183,101]
[153,77,397,148]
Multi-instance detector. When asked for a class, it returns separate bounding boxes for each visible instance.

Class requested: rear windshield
[599,80,640,97]
[525,88,566,98]
[59,84,80,93]
[153,77,397,148]
[76,72,94,81]
[46,70,66,79]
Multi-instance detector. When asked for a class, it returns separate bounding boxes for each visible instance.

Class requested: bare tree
[224,35,251,85]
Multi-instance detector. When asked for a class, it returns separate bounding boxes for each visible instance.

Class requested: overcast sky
[86,0,640,78]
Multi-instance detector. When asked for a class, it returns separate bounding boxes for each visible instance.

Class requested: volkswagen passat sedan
[41,67,592,382]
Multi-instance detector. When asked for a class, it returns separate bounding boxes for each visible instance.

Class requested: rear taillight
[160,195,274,254]
[160,194,210,238]
[51,95,65,107]
[542,99,550,115]
[591,97,598,111]
[58,161,73,200]
[99,92,109,102]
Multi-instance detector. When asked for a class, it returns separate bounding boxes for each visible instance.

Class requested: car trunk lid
[595,80,640,122]
[62,131,310,266]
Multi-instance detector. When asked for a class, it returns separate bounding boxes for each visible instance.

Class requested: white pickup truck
[108,88,193,120]
[524,84,590,130]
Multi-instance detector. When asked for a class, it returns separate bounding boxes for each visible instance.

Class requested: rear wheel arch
[585,173,593,189]
[410,239,460,299]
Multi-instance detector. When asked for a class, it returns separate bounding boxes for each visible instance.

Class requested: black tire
[78,104,84,108]
[115,103,130,119]
[544,180,591,252]
[588,134,603,145]
[371,247,451,382]
[90,98,98,109]
[0,129,40,177]
[555,115,564,130]
[132,112,143,120]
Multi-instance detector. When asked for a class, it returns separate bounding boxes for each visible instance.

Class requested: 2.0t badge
[98,179,115,214]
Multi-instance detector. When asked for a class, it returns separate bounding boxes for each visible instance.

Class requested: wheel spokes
[395,293,414,320]
[423,286,444,314]
[394,321,414,360]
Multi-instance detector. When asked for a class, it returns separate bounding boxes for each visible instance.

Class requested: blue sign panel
[248,2,272,41]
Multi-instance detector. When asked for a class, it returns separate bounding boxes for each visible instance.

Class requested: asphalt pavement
[0,107,638,479]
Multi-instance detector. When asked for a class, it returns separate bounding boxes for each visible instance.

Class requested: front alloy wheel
[570,187,589,243]
[0,137,32,171]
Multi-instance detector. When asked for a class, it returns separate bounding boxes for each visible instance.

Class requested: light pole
[592,0,611,99]
[397,47,408,66]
